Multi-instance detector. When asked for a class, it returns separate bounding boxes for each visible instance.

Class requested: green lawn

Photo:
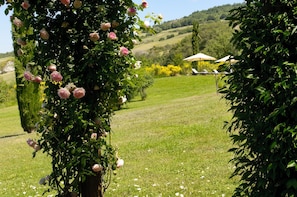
[0,75,236,197]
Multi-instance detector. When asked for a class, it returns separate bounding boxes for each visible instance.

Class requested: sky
[0,0,244,53]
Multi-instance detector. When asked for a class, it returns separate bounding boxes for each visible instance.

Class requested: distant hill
[154,3,243,31]
[134,3,244,66]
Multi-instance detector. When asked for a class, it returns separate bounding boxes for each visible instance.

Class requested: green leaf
[287,160,297,168]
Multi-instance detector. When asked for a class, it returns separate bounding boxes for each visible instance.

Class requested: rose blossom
[92,164,103,172]
[26,138,36,147]
[40,28,49,40]
[17,38,26,46]
[33,76,42,83]
[141,0,148,8]
[17,49,24,56]
[21,0,30,10]
[107,32,117,40]
[60,0,70,6]
[24,71,33,81]
[117,158,124,168]
[50,71,63,82]
[89,32,100,42]
[13,17,23,28]
[90,133,97,140]
[144,20,150,28]
[119,47,129,56]
[48,63,57,72]
[100,22,111,31]
[73,87,86,99]
[58,88,71,99]
[127,7,137,16]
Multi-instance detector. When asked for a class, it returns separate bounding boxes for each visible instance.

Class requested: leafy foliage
[222,1,297,196]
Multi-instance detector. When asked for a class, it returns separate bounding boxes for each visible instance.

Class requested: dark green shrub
[222,1,297,196]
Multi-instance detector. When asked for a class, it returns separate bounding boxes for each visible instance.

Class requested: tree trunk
[81,174,103,197]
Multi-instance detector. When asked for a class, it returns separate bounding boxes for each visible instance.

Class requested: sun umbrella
[215,55,238,64]
[183,52,216,62]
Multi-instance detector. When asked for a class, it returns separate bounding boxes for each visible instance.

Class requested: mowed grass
[0,75,236,197]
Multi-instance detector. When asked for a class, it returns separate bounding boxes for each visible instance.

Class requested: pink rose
[33,76,42,83]
[108,32,117,40]
[17,38,26,46]
[51,71,63,82]
[60,0,70,6]
[141,1,148,8]
[17,49,24,56]
[58,88,71,99]
[73,87,86,99]
[40,28,49,40]
[127,7,137,16]
[21,0,30,10]
[117,158,124,168]
[90,133,97,140]
[48,63,57,72]
[119,47,129,56]
[26,138,36,147]
[24,71,33,81]
[89,32,100,42]
[13,17,23,28]
[92,164,103,172]
[100,22,111,31]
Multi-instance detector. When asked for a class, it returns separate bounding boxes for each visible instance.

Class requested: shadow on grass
[0,133,26,139]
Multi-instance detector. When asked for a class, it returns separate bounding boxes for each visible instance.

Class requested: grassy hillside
[0,75,237,196]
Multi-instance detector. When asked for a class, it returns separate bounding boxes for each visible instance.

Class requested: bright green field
[0,75,237,197]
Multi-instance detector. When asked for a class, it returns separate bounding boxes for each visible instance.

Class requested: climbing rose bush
[1,0,161,196]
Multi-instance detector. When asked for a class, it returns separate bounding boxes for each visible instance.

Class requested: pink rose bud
[73,0,82,8]
[33,76,42,83]
[50,71,63,82]
[24,71,33,81]
[21,0,30,10]
[90,133,97,140]
[73,87,86,99]
[117,158,124,168]
[108,32,117,40]
[92,164,103,172]
[17,49,24,56]
[26,138,36,147]
[34,144,41,151]
[141,0,148,8]
[89,32,100,42]
[100,22,111,31]
[112,20,119,28]
[13,17,23,28]
[58,88,71,99]
[40,28,49,40]
[60,0,70,6]
[127,7,137,16]
[17,38,26,46]
[48,63,57,72]
[119,47,129,56]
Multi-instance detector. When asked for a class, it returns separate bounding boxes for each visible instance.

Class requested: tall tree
[191,21,200,69]
[223,0,297,196]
